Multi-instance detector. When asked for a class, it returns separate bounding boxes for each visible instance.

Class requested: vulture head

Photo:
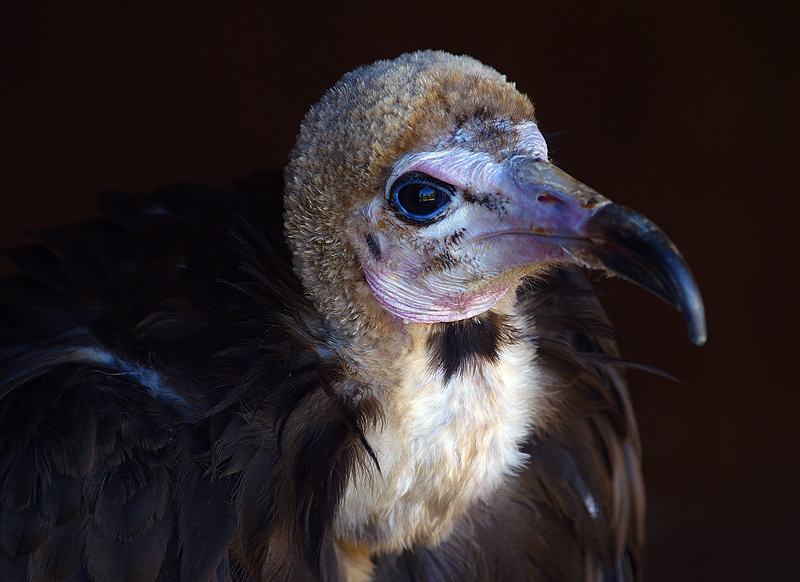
[284,51,705,348]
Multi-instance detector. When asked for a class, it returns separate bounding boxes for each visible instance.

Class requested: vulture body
[0,52,704,582]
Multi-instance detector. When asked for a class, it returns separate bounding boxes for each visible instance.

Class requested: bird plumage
[0,51,702,581]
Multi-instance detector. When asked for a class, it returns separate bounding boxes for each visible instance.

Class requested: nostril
[537,194,561,205]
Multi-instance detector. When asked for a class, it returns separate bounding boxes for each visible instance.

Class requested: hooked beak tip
[582,202,707,346]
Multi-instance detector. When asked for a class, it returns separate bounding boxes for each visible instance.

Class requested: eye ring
[390,172,454,223]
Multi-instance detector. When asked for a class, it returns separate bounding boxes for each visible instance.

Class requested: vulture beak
[495,156,707,345]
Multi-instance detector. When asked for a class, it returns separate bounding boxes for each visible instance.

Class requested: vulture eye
[391,172,454,222]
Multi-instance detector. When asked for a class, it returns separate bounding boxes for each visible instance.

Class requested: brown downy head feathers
[284,51,535,339]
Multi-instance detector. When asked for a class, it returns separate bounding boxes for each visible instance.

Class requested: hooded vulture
[0,51,705,582]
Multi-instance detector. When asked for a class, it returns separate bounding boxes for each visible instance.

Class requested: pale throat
[334,297,544,553]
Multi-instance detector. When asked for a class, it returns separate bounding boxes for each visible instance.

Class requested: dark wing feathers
[1,171,287,581]
[2,172,642,581]
[174,437,235,582]
[0,365,177,581]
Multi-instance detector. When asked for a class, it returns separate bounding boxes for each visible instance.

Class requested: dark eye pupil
[392,173,453,221]
[399,184,443,215]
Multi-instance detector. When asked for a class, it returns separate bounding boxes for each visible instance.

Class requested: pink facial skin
[355,122,608,324]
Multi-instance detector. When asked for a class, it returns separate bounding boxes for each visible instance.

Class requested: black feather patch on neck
[426,311,518,382]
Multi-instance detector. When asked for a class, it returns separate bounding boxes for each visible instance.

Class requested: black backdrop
[2,2,798,580]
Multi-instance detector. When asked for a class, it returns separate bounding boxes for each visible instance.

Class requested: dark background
[1,2,797,580]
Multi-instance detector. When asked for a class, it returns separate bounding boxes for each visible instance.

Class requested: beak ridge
[504,158,706,345]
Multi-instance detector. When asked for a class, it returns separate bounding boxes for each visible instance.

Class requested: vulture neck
[334,289,545,555]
